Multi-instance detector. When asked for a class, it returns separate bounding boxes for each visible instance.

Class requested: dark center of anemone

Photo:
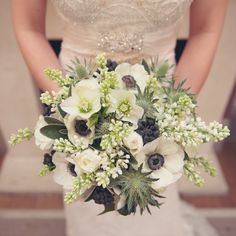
[147,153,165,170]
[75,120,91,136]
[122,75,137,89]
[67,163,77,177]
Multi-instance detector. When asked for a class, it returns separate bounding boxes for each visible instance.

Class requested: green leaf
[184,151,190,161]
[156,62,169,78]
[76,64,88,80]
[40,124,68,140]
[88,113,99,128]
[57,105,67,118]
[44,116,64,125]
[98,203,116,215]
[142,59,151,75]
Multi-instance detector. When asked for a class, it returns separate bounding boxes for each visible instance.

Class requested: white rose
[73,149,102,173]
[123,132,143,156]
[34,115,54,150]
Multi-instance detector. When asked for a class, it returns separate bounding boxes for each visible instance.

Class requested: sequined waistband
[59,25,177,66]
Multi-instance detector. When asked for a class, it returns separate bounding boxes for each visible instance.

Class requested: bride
[11,0,227,235]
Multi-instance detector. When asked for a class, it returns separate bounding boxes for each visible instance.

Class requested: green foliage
[66,57,95,81]
[40,124,68,140]
[44,116,64,125]
[111,165,163,215]
[135,85,157,119]
[163,77,196,104]
[57,105,67,118]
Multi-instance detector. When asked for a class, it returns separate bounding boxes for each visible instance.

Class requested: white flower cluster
[10,54,230,216]
[53,138,86,154]
[157,95,229,146]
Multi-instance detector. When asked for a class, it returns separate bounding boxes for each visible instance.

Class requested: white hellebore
[53,152,75,190]
[123,131,143,156]
[71,149,102,174]
[34,115,54,150]
[64,115,95,147]
[61,78,101,119]
[115,63,149,92]
[136,137,185,189]
[108,89,144,125]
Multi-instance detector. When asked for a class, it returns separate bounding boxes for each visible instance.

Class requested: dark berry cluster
[43,105,53,116]
[43,153,56,171]
[106,59,118,72]
[136,118,160,145]
[91,186,114,205]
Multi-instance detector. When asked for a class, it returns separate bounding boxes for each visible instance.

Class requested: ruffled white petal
[151,167,175,189]
[157,137,180,156]
[164,151,185,173]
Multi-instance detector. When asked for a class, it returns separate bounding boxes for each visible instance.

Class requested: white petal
[135,151,147,167]
[164,151,185,174]
[130,64,149,92]
[125,104,144,125]
[34,116,54,150]
[141,138,160,156]
[115,63,132,77]
[151,168,175,189]
[157,137,180,156]
[76,78,99,90]
[53,156,73,190]
[60,96,79,115]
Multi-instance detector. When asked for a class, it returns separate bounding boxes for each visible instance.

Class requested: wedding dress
[50,1,218,236]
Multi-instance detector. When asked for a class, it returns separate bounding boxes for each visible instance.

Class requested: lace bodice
[51,0,193,64]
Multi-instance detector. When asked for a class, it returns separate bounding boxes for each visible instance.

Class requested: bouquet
[9,54,230,215]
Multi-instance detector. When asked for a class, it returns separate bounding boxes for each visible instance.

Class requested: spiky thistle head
[135,86,158,119]
[66,57,96,81]
[111,164,163,215]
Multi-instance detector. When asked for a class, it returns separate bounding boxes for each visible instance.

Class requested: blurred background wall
[0,0,236,236]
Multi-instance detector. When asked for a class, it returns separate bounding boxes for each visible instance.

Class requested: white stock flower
[123,131,143,156]
[64,115,95,147]
[53,152,76,190]
[115,63,149,92]
[34,115,54,150]
[71,149,102,174]
[60,79,101,119]
[136,137,185,189]
[108,89,144,125]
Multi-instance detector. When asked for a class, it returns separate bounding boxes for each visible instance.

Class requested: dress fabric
[50,1,218,236]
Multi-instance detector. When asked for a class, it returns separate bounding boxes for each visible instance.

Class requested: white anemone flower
[136,137,185,189]
[34,115,54,150]
[70,149,102,174]
[115,63,149,92]
[123,131,143,156]
[60,79,101,119]
[53,152,78,190]
[108,89,144,125]
[64,115,95,147]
